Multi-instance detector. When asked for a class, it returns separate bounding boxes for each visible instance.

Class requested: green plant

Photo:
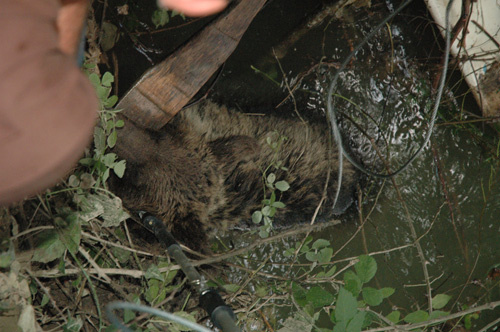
[285,237,334,267]
[284,254,456,332]
[143,262,179,306]
[79,71,126,188]
[151,8,184,28]
[252,132,290,238]
[31,212,81,264]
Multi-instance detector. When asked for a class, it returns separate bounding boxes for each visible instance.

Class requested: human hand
[0,0,97,205]
[158,0,227,16]
[57,0,89,56]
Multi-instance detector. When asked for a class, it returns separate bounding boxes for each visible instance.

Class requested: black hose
[141,213,241,332]
[142,213,204,287]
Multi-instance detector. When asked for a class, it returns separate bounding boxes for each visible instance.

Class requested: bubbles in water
[369,78,384,103]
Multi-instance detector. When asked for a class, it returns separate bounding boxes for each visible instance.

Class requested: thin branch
[78,246,112,284]
[363,300,500,332]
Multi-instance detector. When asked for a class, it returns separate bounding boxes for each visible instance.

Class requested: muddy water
[108,0,500,328]
[211,0,500,328]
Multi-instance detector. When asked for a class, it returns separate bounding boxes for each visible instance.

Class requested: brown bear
[111,100,357,248]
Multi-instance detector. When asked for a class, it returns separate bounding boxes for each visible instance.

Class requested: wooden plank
[117,0,267,130]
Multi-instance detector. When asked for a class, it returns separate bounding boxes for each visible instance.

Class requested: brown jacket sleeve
[0,0,97,205]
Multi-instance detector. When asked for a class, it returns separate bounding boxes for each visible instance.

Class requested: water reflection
[215,0,500,327]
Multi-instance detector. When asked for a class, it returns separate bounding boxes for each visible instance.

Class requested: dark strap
[117,0,267,131]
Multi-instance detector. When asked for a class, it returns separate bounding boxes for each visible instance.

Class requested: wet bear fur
[111,100,357,248]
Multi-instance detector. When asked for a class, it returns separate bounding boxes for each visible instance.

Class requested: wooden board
[117,0,267,130]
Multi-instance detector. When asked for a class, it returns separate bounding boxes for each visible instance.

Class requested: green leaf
[58,259,66,274]
[263,216,272,225]
[333,320,347,332]
[172,311,197,331]
[269,206,277,217]
[32,230,65,263]
[82,62,96,70]
[355,255,377,283]
[88,73,101,88]
[113,160,126,178]
[68,174,80,187]
[299,244,310,253]
[100,22,118,52]
[252,210,263,224]
[145,264,164,282]
[123,308,135,324]
[262,205,272,216]
[79,173,96,189]
[306,286,334,308]
[431,294,451,310]
[380,287,395,298]
[278,317,314,332]
[403,310,429,323]
[270,189,276,204]
[386,310,400,323]
[305,251,317,262]
[115,119,125,128]
[267,173,276,184]
[335,287,358,322]
[160,266,178,285]
[292,282,307,308]
[362,287,383,306]
[361,311,374,328]
[272,201,286,209]
[275,180,290,192]
[79,157,94,167]
[284,247,295,258]
[101,72,114,87]
[346,310,365,332]
[464,312,479,329]
[94,127,106,153]
[429,310,449,319]
[96,85,110,102]
[103,153,117,167]
[256,285,267,298]
[312,239,330,250]
[111,247,131,265]
[222,284,240,293]
[259,228,269,238]
[325,265,337,277]
[317,248,333,264]
[78,193,128,227]
[106,128,117,147]
[105,95,118,108]
[152,9,169,28]
[63,316,83,332]
[60,214,81,254]
[0,245,14,269]
[145,282,159,304]
[101,168,110,184]
[41,294,50,307]
[343,271,362,296]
